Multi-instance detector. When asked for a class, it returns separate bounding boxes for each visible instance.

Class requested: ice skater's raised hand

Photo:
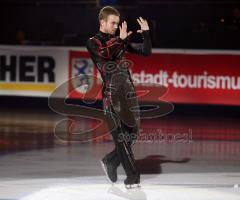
[137,17,149,33]
[119,21,133,40]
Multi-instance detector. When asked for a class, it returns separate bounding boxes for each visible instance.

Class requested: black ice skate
[100,157,118,183]
[124,173,141,189]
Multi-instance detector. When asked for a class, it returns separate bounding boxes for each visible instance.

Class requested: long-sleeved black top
[86,30,152,112]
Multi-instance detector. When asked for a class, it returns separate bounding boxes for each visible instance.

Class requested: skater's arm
[126,30,152,56]
[126,17,152,56]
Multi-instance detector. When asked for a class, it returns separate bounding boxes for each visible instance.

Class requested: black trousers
[103,74,140,176]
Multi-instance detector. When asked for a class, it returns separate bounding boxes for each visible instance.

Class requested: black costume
[86,30,151,185]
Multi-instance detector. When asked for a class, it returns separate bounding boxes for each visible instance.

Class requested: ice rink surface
[0,107,239,200]
[0,142,239,200]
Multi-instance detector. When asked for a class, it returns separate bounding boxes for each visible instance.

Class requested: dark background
[0,0,240,49]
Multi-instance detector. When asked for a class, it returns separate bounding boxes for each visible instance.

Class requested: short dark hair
[98,6,120,22]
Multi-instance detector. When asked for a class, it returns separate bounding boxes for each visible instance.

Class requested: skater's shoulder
[86,33,102,46]
[89,31,103,40]
[86,37,98,48]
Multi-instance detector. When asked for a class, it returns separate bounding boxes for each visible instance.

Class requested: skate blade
[125,183,141,189]
[100,160,114,184]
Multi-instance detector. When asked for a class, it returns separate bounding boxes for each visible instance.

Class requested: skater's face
[100,14,119,35]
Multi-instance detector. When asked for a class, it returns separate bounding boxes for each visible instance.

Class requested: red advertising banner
[69,50,240,106]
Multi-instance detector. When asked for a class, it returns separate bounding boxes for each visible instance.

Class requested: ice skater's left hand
[137,17,149,33]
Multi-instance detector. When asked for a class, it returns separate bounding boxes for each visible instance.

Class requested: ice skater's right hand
[119,21,132,40]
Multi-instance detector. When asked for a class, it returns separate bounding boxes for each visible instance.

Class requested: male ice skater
[86,6,151,188]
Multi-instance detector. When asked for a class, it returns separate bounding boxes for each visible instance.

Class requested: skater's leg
[101,146,119,183]
[106,113,141,188]
[106,77,141,187]
[103,147,120,167]
[111,120,140,177]
[100,106,124,183]
[101,123,138,184]
[114,126,141,188]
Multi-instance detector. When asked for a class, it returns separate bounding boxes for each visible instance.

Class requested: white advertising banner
[0,45,87,98]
